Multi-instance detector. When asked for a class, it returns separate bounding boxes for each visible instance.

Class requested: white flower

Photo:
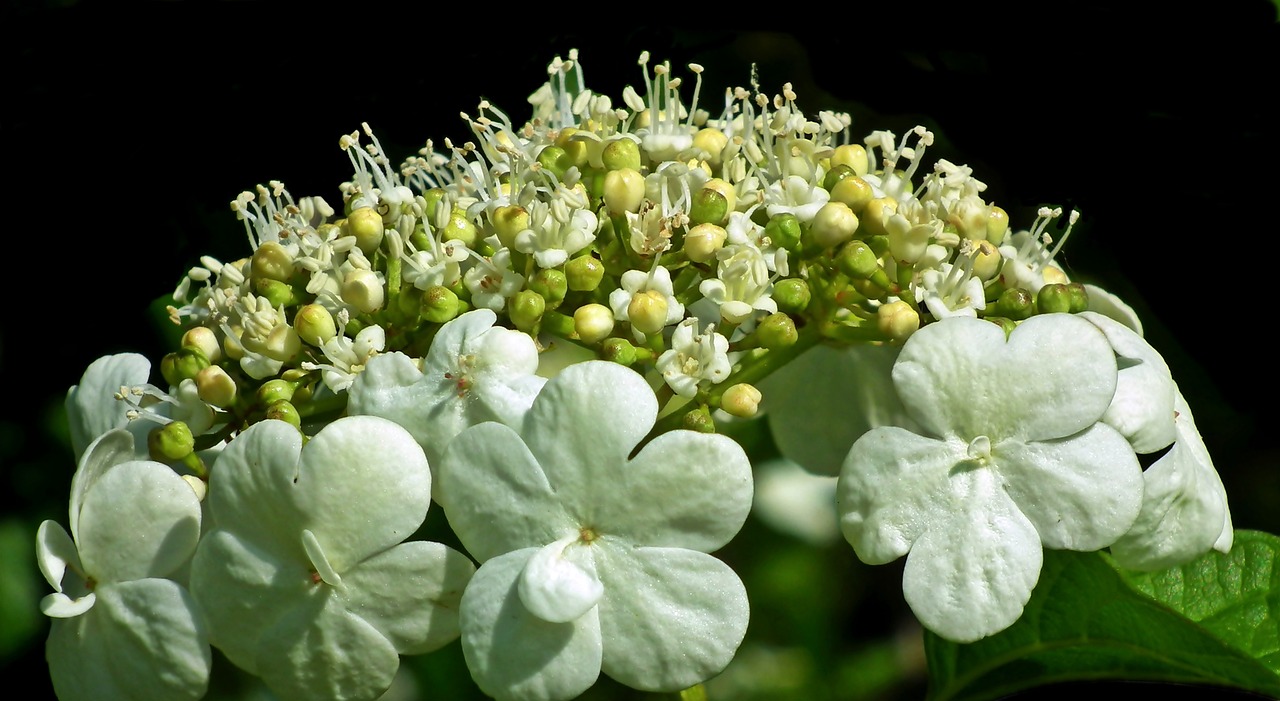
[655,318,731,398]
[608,265,685,343]
[189,416,474,701]
[437,361,752,701]
[764,174,830,222]
[302,324,387,393]
[698,243,777,325]
[838,314,1144,642]
[347,309,546,468]
[514,199,598,269]
[37,430,209,701]
[464,248,525,312]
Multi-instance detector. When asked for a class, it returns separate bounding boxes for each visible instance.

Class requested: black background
[4,1,1279,699]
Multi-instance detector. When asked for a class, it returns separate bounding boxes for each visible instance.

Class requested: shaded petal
[42,591,96,619]
[893,314,1116,442]
[461,548,603,701]
[438,422,577,562]
[997,424,1143,551]
[1110,389,1232,571]
[339,540,475,655]
[902,470,1043,643]
[595,544,749,692]
[521,362,657,514]
[1084,283,1144,335]
[519,537,602,624]
[36,519,81,593]
[346,352,439,451]
[594,430,752,552]
[838,426,959,565]
[1080,311,1177,454]
[77,460,202,582]
[205,419,309,561]
[65,353,151,462]
[68,429,136,541]
[762,342,918,476]
[256,594,400,701]
[47,579,210,701]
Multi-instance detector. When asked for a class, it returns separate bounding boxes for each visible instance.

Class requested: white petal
[1080,311,1177,454]
[36,519,80,593]
[68,429,137,542]
[519,537,602,623]
[595,545,749,691]
[41,591,96,618]
[1083,283,1144,336]
[461,549,603,701]
[65,353,151,462]
[901,470,1043,643]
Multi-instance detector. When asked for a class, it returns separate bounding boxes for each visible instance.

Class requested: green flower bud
[830,175,875,213]
[529,269,568,309]
[254,278,300,309]
[195,365,237,408]
[574,303,615,344]
[1036,283,1073,314]
[257,378,297,406]
[985,316,1018,338]
[994,287,1034,320]
[837,240,881,279]
[508,289,546,333]
[602,137,642,171]
[250,241,294,283]
[1067,282,1089,313]
[720,383,762,419]
[810,202,860,249]
[148,421,195,462]
[294,304,337,347]
[160,348,210,387]
[684,223,727,264]
[264,400,302,430]
[970,240,1003,281]
[682,405,716,433]
[772,278,811,314]
[987,205,1011,245]
[877,300,919,342]
[859,197,898,238]
[764,214,803,254]
[422,188,446,222]
[440,207,478,248]
[537,144,573,181]
[421,285,461,324]
[627,290,669,337]
[344,206,385,255]
[831,143,869,176]
[822,164,855,192]
[342,269,385,314]
[756,312,798,350]
[600,337,637,366]
[688,187,729,227]
[555,127,591,168]
[491,204,530,250]
[181,326,221,364]
[603,168,646,216]
[565,254,606,291]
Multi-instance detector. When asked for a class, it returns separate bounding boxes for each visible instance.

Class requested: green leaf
[1121,530,1280,674]
[924,548,1280,701]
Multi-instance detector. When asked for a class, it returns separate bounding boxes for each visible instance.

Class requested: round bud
[1066,282,1089,313]
[692,128,728,167]
[254,278,299,309]
[970,240,1003,281]
[440,207,478,248]
[161,348,210,387]
[263,323,302,363]
[627,290,669,337]
[1036,283,1073,314]
[342,269,385,313]
[344,207,385,254]
[508,289,546,333]
[756,312,798,350]
[682,406,716,433]
[574,303,615,344]
[810,202,860,249]
[148,421,195,462]
[994,287,1034,320]
[822,164,855,192]
[264,400,302,430]
[250,241,294,283]
[602,137,642,171]
[684,223,727,263]
[529,269,568,309]
[421,188,446,222]
[195,365,237,408]
[877,300,920,342]
[257,378,297,406]
[537,145,573,181]
[222,325,245,361]
[1042,265,1070,286]
[830,175,875,213]
[764,213,803,254]
[859,197,898,238]
[294,304,337,347]
[181,326,221,364]
[987,205,1011,245]
[555,127,591,168]
[720,383,763,419]
[421,285,461,324]
[831,143,869,176]
[565,255,606,291]
[688,186,730,227]
[600,337,637,366]
[838,240,881,279]
[603,168,646,215]
[491,204,530,250]
[772,279,811,314]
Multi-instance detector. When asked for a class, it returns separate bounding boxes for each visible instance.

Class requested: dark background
[4,1,1279,699]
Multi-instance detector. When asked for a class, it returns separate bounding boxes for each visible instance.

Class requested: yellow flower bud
[684,223,727,263]
[603,168,646,215]
[491,204,530,250]
[830,175,874,213]
[692,128,728,168]
[195,365,237,408]
[860,197,898,238]
[344,206,385,254]
[627,290,669,336]
[877,300,920,342]
[294,303,337,347]
[831,144,869,176]
[720,383,763,418]
[574,303,615,344]
[810,202,860,249]
[250,241,294,283]
[342,269,385,313]
[181,326,221,364]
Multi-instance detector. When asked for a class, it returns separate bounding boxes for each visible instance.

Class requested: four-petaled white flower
[38,429,210,701]
[838,314,1144,642]
[347,308,547,469]
[655,318,731,398]
[189,416,475,701]
[437,361,753,701]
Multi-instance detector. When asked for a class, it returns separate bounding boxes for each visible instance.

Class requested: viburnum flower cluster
[40,49,1233,701]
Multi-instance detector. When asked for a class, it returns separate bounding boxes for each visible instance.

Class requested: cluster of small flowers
[39,49,1233,701]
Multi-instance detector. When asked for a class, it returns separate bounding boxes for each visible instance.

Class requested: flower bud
[1036,283,1073,314]
[263,324,302,362]
[688,186,730,227]
[970,240,1003,281]
[600,337,637,366]
[1066,282,1089,313]
[772,278,811,314]
[257,378,297,406]
[720,383,762,419]
[161,348,210,387]
[529,269,568,309]
[837,240,880,279]
[195,365,237,408]
[182,475,208,502]
[574,303,615,344]
[987,205,1010,245]
[254,278,300,309]
[148,421,195,462]
[344,206,385,254]
[756,312,798,350]
[831,143,869,176]
[877,300,919,342]
[565,255,605,291]
[440,207,479,248]
[692,128,728,168]
[264,400,302,430]
[342,269,385,313]
[421,188,446,222]
[181,326,221,364]
[627,290,669,337]
[830,175,875,213]
[250,241,294,283]
[684,223,727,263]
[682,405,716,433]
[764,213,803,254]
[603,168,646,215]
[491,204,530,250]
[602,137,642,171]
[822,164,855,192]
[985,316,1018,338]
[508,289,546,333]
[294,304,337,347]
[994,287,1034,320]
[859,197,898,238]
[537,145,573,181]
[222,325,245,361]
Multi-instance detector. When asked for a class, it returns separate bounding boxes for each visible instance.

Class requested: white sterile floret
[437,361,752,701]
[347,309,546,468]
[656,318,732,398]
[189,416,474,701]
[37,430,209,701]
[838,314,1144,642]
